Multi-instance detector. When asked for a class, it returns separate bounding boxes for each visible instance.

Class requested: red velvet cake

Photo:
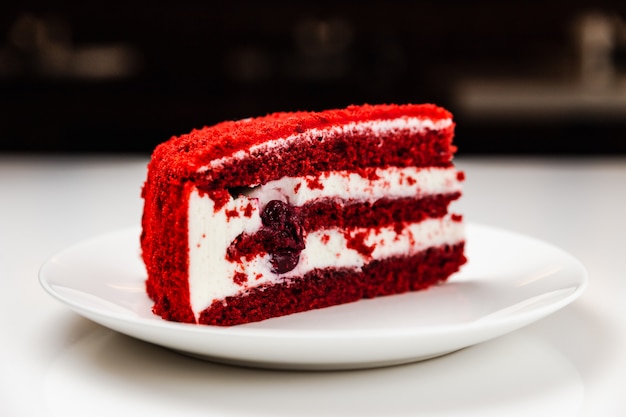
[141,103,466,326]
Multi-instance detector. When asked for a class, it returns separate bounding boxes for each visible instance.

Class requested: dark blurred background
[1,1,626,156]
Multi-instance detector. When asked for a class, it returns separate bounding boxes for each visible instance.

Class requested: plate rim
[38,222,588,368]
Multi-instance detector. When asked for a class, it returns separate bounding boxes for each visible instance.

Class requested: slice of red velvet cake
[141,103,466,326]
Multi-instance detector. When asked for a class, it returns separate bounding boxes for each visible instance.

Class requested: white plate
[39,223,587,370]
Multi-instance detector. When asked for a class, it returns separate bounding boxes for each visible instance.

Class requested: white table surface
[1,154,625,416]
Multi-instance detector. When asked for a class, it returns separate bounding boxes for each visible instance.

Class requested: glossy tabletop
[1,155,625,416]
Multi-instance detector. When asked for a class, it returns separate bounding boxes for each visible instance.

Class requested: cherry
[261,200,294,226]
[260,200,305,274]
[270,250,301,274]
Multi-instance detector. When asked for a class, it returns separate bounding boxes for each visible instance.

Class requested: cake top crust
[148,103,452,183]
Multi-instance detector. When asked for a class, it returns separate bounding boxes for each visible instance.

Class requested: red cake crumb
[305,176,325,190]
[207,189,230,211]
[345,230,376,258]
[225,208,240,220]
[233,272,248,286]
[243,202,255,217]
[355,167,381,181]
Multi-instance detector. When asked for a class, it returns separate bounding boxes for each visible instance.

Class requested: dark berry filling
[226,195,460,276]
[261,200,305,273]
[227,200,305,275]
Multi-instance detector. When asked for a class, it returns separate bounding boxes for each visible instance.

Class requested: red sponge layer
[199,243,466,326]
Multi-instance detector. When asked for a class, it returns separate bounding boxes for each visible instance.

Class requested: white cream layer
[187,166,463,319]
[244,166,461,207]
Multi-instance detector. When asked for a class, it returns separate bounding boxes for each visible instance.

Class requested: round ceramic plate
[39,223,587,370]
